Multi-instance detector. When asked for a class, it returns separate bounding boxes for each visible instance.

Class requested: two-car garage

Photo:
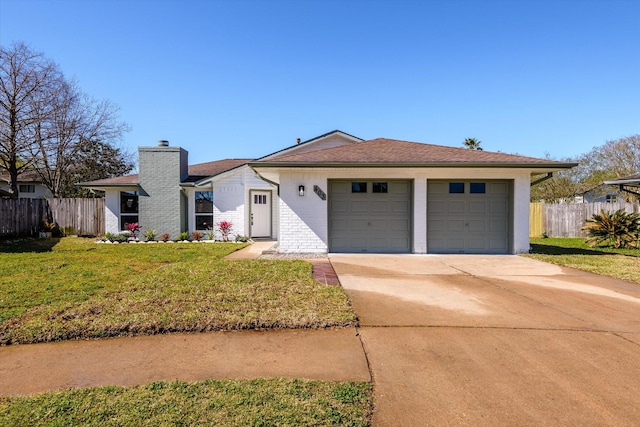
[328,179,512,254]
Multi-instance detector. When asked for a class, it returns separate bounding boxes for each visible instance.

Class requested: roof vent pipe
[296,138,301,144]
[158,140,169,147]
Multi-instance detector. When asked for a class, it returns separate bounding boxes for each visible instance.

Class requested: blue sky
[1,0,638,165]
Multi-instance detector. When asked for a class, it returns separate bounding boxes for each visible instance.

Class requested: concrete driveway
[330,254,640,426]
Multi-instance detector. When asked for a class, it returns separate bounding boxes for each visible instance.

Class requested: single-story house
[574,184,625,203]
[0,170,53,199]
[604,173,640,200]
[79,130,576,254]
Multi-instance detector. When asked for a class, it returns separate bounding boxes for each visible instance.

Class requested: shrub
[177,231,191,241]
[192,230,203,241]
[582,209,640,249]
[216,221,233,242]
[160,232,170,242]
[143,229,157,241]
[112,233,129,243]
[235,234,251,243]
[205,227,215,240]
[104,232,116,242]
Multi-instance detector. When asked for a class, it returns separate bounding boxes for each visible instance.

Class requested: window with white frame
[195,191,214,230]
[120,191,139,230]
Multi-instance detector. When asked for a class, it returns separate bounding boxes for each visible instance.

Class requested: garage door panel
[428,180,510,254]
[371,201,389,212]
[469,201,487,213]
[331,218,349,231]
[448,220,465,232]
[331,200,348,213]
[490,201,508,214]
[349,238,368,250]
[370,219,388,232]
[468,220,487,232]
[390,238,411,250]
[390,181,411,193]
[448,201,466,213]
[351,201,369,212]
[427,202,446,214]
[350,219,369,231]
[329,180,411,253]
[391,219,409,231]
[490,220,508,232]
[429,182,447,194]
[489,182,509,194]
[392,201,410,213]
[331,181,349,194]
[468,238,488,250]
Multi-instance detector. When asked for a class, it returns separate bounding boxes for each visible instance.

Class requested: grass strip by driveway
[0,378,372,427]
[0,238,356,345]
[525,237,640,284]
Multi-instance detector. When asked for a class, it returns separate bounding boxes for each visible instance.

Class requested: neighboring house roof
[0,169,45,184]
[604,173,640,187]
[78,158,251,188]
[251,138,577,170]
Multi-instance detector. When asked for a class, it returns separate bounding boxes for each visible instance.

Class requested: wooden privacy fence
[0,198,104,238]
[530,202,640,238]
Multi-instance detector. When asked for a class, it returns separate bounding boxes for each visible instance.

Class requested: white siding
[104,189,122,234]
[189,166,277,240]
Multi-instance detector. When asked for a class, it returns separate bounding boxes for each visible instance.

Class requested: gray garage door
[329,180,412,253]
[427,180,511,254]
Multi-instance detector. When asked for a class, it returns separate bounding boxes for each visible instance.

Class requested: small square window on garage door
[470,183,486,193]
[352,182,367,193]
[449,182,465,193]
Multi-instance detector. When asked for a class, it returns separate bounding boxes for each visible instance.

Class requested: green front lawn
[0,379,373,427]
[0,238,356,345]
[525,237,640,284]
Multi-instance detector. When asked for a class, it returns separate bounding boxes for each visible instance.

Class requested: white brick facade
[260,167,533,254]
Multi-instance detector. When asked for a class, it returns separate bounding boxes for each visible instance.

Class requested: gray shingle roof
[79,159,251,187]
[256,138,575,167]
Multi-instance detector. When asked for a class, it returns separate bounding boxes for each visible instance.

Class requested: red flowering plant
[216,221,233,242]
[125,222,140,239]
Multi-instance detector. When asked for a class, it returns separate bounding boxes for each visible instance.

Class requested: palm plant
[582,209,640,248]
[462,137,483,150]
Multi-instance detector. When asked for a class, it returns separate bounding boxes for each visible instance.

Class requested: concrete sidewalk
[0,328,370,397]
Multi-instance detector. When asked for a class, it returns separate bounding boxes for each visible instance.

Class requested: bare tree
[1,42,130,198]
[0,42,61,198]
[462,137,483,150]
[33,79,130,197]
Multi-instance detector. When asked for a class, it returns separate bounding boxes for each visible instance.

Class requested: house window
[606,194,618,203]
[470,183,486,194]
[19,184,36,193]
[352,182,367,193]
[372,182,388,193]
[449,183,465,193]
[120,191,138,230]
[195,191,214,230]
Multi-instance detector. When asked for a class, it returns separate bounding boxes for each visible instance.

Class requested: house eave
[76,183,140,189]
[249,162,578,171]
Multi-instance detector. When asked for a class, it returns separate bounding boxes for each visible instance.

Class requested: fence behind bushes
[530,202,640,238]
[0,198,104,238]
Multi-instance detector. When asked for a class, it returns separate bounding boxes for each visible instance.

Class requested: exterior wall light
[298,185,305,197]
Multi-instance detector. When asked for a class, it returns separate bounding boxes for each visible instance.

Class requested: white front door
[250,190,271,237]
